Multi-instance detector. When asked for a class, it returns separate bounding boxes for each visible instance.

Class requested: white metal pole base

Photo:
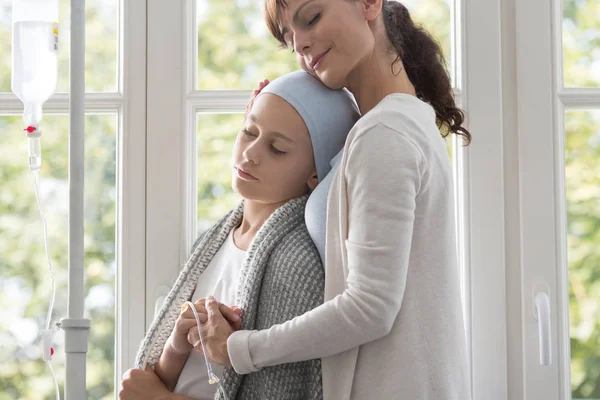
[60,318,91,399]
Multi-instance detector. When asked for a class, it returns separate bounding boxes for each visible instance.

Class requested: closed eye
[270,146,287,156]
[308,13,320,26]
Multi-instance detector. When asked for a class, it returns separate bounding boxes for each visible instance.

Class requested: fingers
[245,79,270,118]
[206,296,221,319]
[253,79,269,93]
[180,302,195,318]
[230,318,242,332]
[121,368,133,381]
[218,303,241,325]
[253,79,269,95]
[175,314,203,334]
[181,299,241,330]
[187,327,201,351]
[181,299,205,316]
[121,368,143,383]
[119,368,143,399]
[230,306,242,329]
[190,298,241,322]
[193,298,206,307]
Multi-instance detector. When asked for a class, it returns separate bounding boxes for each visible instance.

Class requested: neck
[237,199,286,237]
[346,42,416,115]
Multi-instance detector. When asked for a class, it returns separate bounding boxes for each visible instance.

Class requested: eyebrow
[281,0,316,37]
[248,115,296,144]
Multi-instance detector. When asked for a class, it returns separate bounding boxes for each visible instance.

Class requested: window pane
[563,0,600,87]
[565,110,600,398]
[0,0,119,93]
[196,0,454,90]
[196,0,297,90]
[0,114,117,399]
[197,113,243,232]
[401,0,453,81]
[195,0,454,90]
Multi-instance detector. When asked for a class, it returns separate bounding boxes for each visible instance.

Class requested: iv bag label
[52,22,58,52]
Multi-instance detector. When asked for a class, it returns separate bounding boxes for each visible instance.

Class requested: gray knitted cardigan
[134,195,324,400]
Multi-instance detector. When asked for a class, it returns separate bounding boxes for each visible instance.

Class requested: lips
[309,49,330,70]
[235,166,258,180]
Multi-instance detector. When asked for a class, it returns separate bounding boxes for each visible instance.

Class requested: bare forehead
[249,94,310,142]
[266,0,320,43]
[278,0,317,30]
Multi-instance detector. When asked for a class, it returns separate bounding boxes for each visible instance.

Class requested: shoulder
[351,97,434,153]
[353,94,435,132]
[270,222,322,268]
[345,122,426,182]
[344,95,440,176]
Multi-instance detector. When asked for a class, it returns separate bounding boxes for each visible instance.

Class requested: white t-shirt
[174,228,246,399]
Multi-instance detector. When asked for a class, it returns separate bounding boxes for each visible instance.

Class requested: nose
[242,141,260,165]
[293,30,312,55]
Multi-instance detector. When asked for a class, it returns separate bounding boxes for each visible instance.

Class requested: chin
[233,184,265,203]
[315,69,347,90]
[231,180,252,198]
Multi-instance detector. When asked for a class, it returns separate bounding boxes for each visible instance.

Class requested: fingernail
[181,304,188,311]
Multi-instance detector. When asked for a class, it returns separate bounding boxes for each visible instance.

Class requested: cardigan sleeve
[228,124,425,374]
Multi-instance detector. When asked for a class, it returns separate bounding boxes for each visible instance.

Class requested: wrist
[157,392,180,400]
[222,341,232,367]
[165,337,192,357]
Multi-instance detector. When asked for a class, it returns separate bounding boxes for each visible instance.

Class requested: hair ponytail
[383,1,471,144]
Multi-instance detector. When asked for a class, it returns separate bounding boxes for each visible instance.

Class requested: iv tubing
[48,360,61,400]
[183,301,219,385]
[33,170,56,331]
[140,301,229,400]
[33,171,56,329]
[182,301,229,400]
[33,170,60,400]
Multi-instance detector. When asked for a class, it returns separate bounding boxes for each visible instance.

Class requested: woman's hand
[169,299,241,356]
[244,79,270,119]
[119,366,171,400]
[187,296,235,367]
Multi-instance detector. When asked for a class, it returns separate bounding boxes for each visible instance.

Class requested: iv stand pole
[60,0,90,398]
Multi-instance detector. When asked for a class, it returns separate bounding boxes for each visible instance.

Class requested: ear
[307,171,319,191]
[359,0,383,21]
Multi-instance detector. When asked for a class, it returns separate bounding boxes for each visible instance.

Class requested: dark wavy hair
[265,0,471,145]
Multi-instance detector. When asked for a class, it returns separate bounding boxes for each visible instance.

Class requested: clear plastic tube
[28,134,42,171]
[182,301,229,400]
[33,170,56,331]
[33,169,60,400]
[47,360,60,400]
[183,301,219,384]
[141,301,229,400]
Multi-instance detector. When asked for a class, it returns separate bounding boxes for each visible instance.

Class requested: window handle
[533,284,552,366]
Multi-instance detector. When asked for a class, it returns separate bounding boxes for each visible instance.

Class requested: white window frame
[511,0,600,398]
[461,0,508,398]
[117,0,147,384]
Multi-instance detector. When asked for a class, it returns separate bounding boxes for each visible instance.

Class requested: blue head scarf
[255,70,360,181]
